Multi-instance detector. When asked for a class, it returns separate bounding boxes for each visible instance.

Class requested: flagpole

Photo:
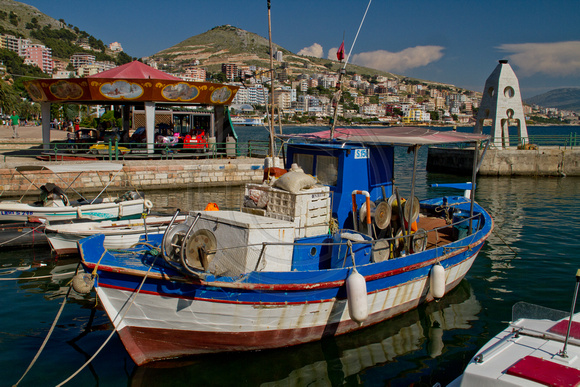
[329,0,372,140]
[267,0,275,156]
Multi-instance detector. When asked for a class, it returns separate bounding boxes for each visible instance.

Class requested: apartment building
[70,53,96,69]
[24,44,53,73]
[221,63,239,81]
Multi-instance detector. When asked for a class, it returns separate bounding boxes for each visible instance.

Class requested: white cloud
[350,46,445,73]
[327,47,339,61]
[297,43,324,58]
[497,41,580,77]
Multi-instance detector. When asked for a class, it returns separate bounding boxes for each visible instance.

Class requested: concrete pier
[427,147,580,176]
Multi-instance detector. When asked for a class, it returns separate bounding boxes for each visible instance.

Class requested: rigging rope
[343,0,373,69]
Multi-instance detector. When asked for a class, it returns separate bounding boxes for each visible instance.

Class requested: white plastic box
[244,184,331,238]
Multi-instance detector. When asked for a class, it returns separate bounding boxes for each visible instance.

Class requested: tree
[0,80,19,113]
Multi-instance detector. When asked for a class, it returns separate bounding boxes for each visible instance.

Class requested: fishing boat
[449,271,580,386]
[45,215,186,256]
[78,126,493,365]
[0,163,150,223]
[0,162,150,248]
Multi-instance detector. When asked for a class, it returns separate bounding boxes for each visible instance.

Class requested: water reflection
[130,280,480,386]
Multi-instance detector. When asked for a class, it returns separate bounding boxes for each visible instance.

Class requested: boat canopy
[15,163,124,174]
[284,127,489,146]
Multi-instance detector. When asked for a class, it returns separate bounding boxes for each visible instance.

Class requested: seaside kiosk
[23,61,239,155]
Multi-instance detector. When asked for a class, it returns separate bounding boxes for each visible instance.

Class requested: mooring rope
[492,229,519,256]
[0,222,45,247]
[57,251,160,386]
[12,262,81,387]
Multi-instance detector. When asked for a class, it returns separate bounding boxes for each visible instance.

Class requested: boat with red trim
[78,126,493,365]
[449,271,580,386]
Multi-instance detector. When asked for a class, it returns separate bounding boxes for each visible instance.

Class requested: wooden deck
[416,216,455,249]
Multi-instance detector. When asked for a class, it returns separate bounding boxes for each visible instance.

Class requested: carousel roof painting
[24,61,238,106]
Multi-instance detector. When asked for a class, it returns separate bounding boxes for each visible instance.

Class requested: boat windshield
[512,301,569,322]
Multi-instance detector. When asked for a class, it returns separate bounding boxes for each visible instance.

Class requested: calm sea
[1,125,579,386]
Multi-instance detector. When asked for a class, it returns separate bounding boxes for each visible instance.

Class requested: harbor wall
[427,147,580,176]
[0,159,266,197]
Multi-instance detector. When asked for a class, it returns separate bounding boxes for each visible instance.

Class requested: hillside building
[70,53,96,69]
[24,44,53,73]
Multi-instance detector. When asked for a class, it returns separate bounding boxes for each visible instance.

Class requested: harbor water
[1,126,579,386]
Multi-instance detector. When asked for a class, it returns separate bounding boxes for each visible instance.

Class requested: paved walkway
[0,124,68,142]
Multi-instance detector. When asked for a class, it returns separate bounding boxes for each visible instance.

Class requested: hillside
[150,25,406,81]
[525,88,580,113]
[0,0,65,37]
[0,0,131,63]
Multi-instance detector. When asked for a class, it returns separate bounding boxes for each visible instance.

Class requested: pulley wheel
[373,239,391,262]
[374,201,391,230]
[185,229,217,270]
[358,201,376,228]
[403,196,420,223]
[163,224,189,260]
[412,228,428,253]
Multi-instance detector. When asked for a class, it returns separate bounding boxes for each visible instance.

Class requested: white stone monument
[474,60,528,149]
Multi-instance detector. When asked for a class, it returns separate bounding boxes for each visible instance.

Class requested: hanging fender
[429,263,446,299]
[346,268,368,324]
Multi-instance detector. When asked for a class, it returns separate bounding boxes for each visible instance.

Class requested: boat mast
[330,0,373,140]
[267,0,275,156]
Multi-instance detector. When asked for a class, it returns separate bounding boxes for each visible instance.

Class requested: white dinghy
[45,214,186,255]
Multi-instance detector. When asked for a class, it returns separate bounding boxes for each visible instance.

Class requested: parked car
[89,142,131,155]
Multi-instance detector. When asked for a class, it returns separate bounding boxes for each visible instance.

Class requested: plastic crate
[244,184,331,238]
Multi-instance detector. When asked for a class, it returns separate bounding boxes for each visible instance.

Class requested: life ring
[144,200,153,210]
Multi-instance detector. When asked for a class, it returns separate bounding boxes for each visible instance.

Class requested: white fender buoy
[144,199,153,210]
[346,268,368,324]
[76,207,82,219]
[429,263,446,299]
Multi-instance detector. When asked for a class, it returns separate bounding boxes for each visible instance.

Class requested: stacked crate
[243,184,331,238]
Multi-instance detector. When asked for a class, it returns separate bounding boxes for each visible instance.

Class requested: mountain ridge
[525,88,580,113]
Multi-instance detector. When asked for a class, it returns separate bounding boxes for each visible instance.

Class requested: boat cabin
[285,142,395,230]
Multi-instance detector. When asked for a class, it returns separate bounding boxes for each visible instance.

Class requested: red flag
[337,41,345,61]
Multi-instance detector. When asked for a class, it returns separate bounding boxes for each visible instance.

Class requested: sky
[20,0,580,99]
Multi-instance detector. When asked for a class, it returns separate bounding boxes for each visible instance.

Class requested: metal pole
[560,269,580,358]
[469,141,479,234]
[406,145,419,254]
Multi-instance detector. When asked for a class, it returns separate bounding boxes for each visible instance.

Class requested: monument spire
[474,60,528,149]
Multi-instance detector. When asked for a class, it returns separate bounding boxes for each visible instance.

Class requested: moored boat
[449,271,580,386]
[0,163,151,248]
[45,215,186,255]
[78,126,493,365]
[0,163,149,223]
